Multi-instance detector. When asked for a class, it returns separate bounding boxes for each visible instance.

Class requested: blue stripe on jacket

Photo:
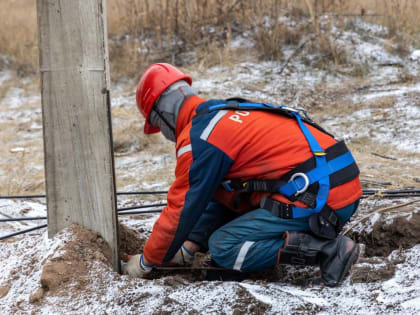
[162,106,234,263]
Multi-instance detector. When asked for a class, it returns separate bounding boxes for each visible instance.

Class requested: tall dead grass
[0,0,418,81]
[0,0,37,77]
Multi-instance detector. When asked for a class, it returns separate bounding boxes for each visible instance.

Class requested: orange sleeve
[143,146,193,264]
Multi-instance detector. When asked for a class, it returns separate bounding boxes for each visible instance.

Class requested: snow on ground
[0,214,419,314]
[326,83,420,154]
[0,199,46,234]
[0,70,12,86]
[1,17,420,314]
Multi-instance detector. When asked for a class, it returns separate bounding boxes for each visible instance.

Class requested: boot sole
[337,243,360,285]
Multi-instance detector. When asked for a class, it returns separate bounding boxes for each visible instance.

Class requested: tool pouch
[308,206,342,240]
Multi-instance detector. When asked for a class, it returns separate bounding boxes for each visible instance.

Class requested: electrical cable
[117,191,167,195]
[0,224,47,241]
[0,191,168,200]
[2,189,420,200]
[118,208,164,215]
[0,208,166,241]
[0,195,46,200]
[361,193,420,199]
[117,203,166,212]
[0,205,167,223]
[0,217,46,222]
[362,190,420,195]
[1,188,419,240]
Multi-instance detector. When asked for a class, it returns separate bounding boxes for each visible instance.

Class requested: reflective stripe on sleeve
[177,144,192,158]
[233,241,255,271]
[200,110,228,141]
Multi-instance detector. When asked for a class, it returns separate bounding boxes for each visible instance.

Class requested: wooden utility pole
[37,0,120,272]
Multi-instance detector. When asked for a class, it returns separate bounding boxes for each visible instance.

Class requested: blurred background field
[1,0,419,81]
[0,0,419,196]
[0,0,419,195]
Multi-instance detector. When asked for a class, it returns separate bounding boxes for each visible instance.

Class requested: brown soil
[40,224,112,297]
[351,257,395,283]
[118,223,147,258]
[29,288,44,304]
[31,210,420,304]
[0,284,10,298]
[349,210,420,257]
[230,286,270,314]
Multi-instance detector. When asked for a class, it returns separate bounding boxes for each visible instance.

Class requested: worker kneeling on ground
[124,63,362,287]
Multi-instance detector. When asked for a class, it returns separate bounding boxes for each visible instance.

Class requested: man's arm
[187,200,238,252]
[143,138,234,265]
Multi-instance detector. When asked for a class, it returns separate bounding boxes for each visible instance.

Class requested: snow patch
[9,147,25,153]
[409,50,420,61]
[0,71,12,85]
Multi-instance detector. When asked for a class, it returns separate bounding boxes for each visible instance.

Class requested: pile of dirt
[229,286,270,314]
[27,210,419,307]
[351,257,395,283]
[118,223,147,258]
[0,284,10,298]
[35,224,113,303]
[349,210,420,257]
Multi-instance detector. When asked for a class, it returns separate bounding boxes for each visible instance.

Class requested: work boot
[278,231,359,287]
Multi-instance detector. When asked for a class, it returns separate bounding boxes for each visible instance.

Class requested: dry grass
[349,140,420,189]
[0,0,417,198]
[111,105,173,156]
[0,0,38,77]
[0,0,418,81]
[0,71,44,195]
[0,126,45,195]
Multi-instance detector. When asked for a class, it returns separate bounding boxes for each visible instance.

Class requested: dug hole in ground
[1,16,420,314]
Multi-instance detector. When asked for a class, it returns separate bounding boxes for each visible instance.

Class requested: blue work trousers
[207,201,359,272]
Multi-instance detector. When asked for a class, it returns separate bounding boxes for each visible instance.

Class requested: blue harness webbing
[205,102,356,218]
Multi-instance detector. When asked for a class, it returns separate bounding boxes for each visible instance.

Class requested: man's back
[177,100,362,212]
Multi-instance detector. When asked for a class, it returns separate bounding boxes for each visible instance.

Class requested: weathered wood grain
[37,0,120,272]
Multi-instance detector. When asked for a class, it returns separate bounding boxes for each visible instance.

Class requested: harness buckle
[289,172,309,196]
[222,180,233,192]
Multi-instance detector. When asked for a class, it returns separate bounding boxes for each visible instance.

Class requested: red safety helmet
[136,63,192,134]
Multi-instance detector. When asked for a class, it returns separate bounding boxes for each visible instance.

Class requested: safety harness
[196,100,360,239]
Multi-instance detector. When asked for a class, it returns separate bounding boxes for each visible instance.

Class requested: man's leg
[187,200,239,252]
[209,209,311,272]
[209,202,360,286]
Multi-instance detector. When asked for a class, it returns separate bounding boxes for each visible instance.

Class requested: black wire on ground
[363,189,420,195]
[3,190,420,223]
[5,190,420,223]
[0,224,48,241]
[118,209,164,215]
[2,188,420,240]
[117,191,168,196]
[2,189,420,200]
[0,208,166,241]
[117,203,167,212]
[0,191,168,200]
[0,217,46,222]
[0,195,46,200]
[2,187,420,240]
[361,193,420,199]
[0,207,166,223]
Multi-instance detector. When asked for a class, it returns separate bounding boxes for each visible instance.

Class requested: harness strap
[261,197,342,238]
[196,102,334,137]
[278,151,355,198]
[260,197,293,219]
[291,112,330,213]
[198,100,358,220]
[222,141,359,209]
